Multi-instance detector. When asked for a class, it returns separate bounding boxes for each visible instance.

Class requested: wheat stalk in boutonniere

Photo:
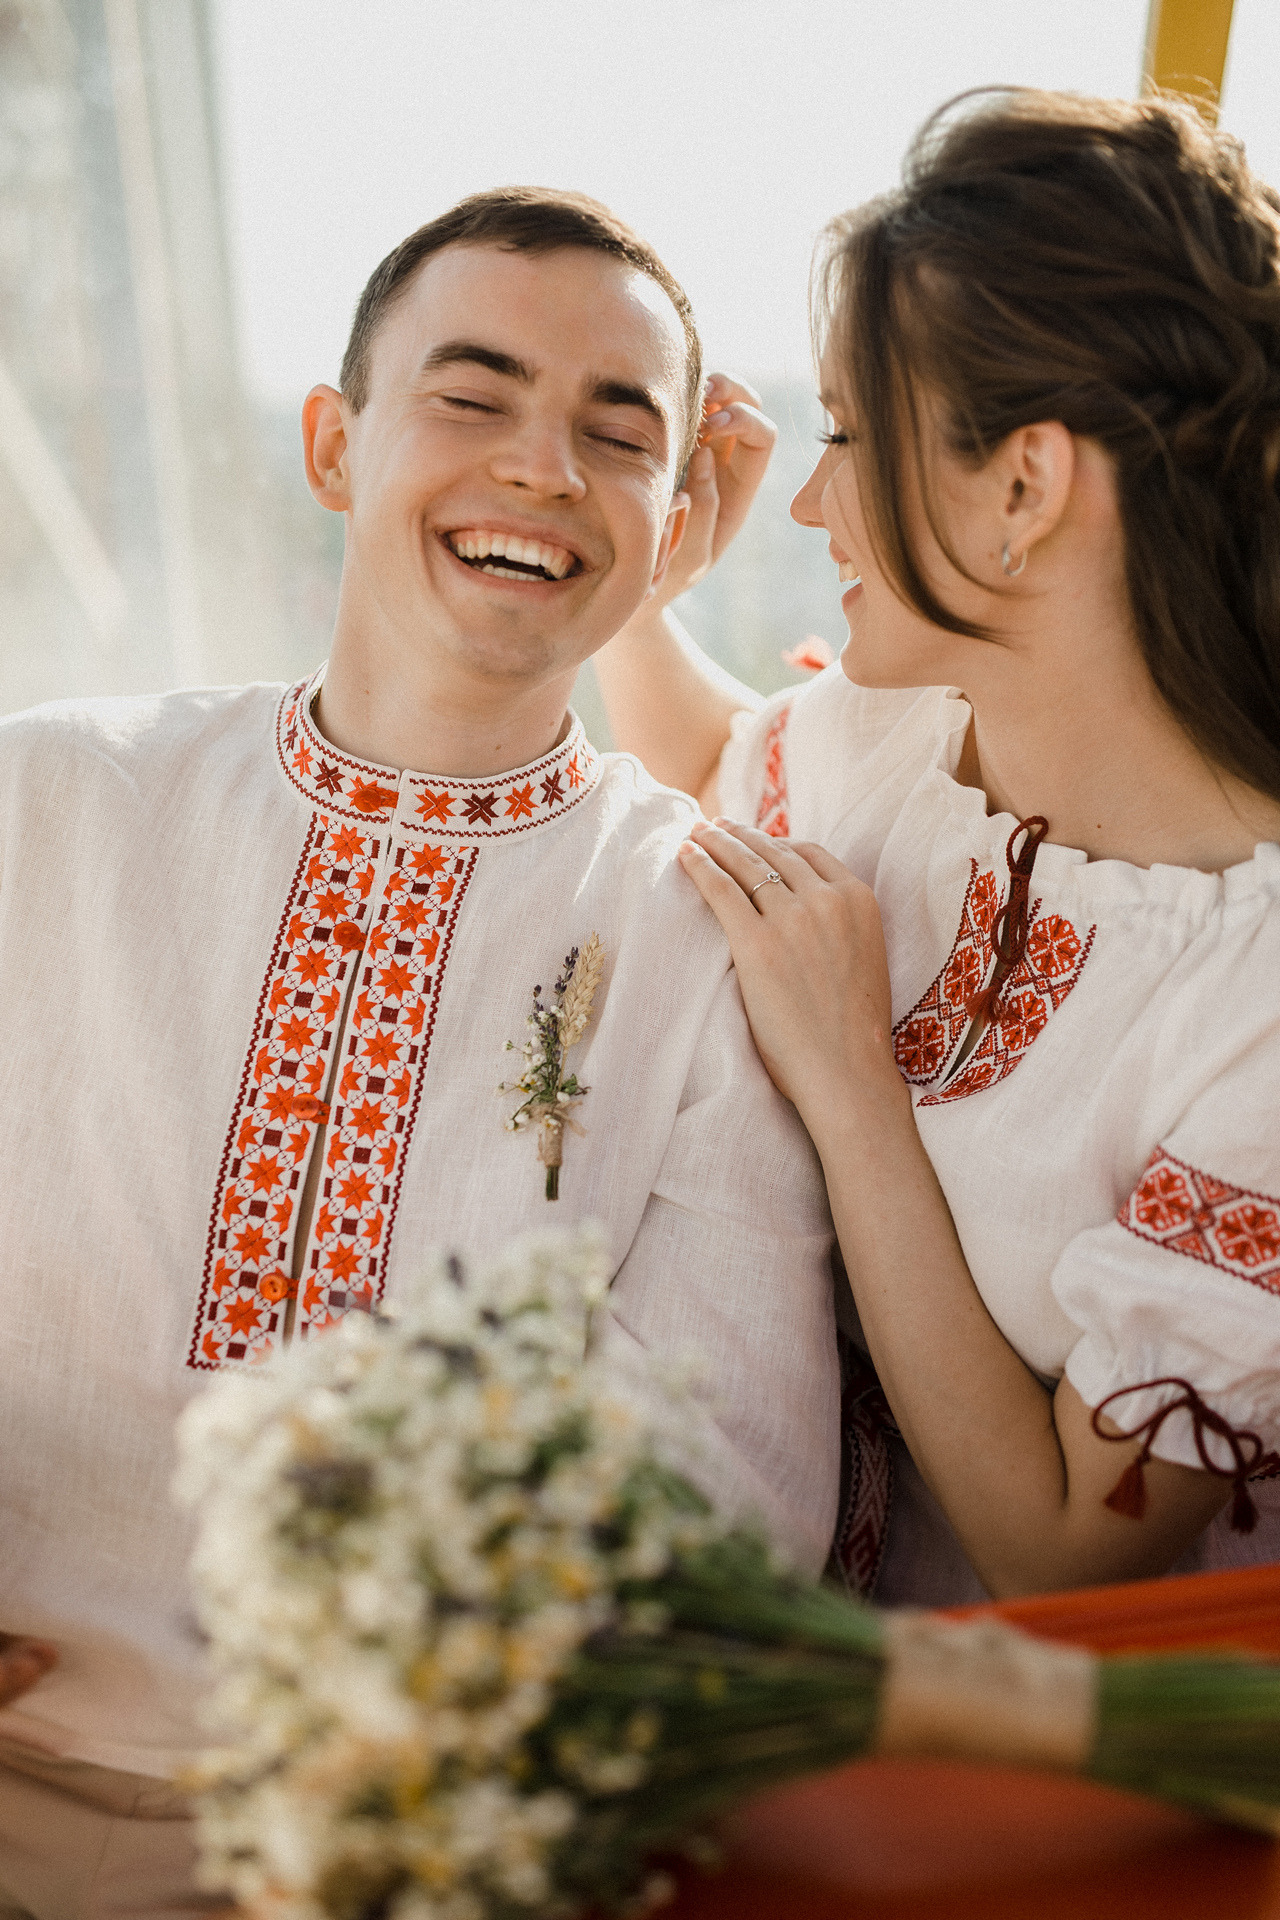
[500,934,605,1200]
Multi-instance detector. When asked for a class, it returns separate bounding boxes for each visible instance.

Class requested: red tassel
[1104,1458,1148,1520]
[965,985,997,1022]
[1230,1481,1260,1534]
[1093,1378,1272,1534]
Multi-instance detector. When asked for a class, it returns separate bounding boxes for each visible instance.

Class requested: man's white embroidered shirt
[0,675,837,1776]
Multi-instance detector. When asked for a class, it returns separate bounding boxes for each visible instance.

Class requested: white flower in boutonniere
[499,934,605,1200]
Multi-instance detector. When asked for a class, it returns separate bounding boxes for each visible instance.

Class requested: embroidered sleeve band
[1119,1147,1280,1295]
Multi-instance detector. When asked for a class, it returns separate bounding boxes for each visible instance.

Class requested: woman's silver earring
[1001,542,1028,578]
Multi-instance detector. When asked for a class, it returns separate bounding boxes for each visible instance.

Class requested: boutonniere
[499,934,605,1200]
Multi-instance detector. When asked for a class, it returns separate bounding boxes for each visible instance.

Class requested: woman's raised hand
[593,375,775,800]
[654,374,778,608]
[678,817,902,1124]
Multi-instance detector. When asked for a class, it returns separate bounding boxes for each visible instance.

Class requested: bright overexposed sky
[209,0,1280,409]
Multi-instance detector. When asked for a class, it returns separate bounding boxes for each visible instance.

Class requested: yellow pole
[1142,0,1236,123]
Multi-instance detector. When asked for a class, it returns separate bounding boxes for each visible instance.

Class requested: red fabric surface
[660,1564,1280,1919]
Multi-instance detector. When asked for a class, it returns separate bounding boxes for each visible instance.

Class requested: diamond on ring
[749,872,783,903]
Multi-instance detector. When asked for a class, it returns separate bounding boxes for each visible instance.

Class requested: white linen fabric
[0,670,837,1779]
[721,665,1280,1599]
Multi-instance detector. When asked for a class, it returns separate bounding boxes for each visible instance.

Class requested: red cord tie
[1091,1376,1280,1534]
[965,815,1050,1025]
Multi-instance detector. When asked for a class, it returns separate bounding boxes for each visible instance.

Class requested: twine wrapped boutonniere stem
[500,934,605,1199]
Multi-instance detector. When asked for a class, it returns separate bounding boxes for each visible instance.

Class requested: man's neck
[314,625,579,780]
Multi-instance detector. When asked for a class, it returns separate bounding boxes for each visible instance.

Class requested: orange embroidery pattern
[1120,1147,1280,1295]
[893,858,1095,1104]
[276,678,600,843]
[300,838,476,1342]
[755,707,791,838]
[893,861,999,1084]
[191,679,604,1369]
[189,824,476,1369]
[191,816,381,1367]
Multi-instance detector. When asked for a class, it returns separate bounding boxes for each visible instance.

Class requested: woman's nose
[791,454,828,528]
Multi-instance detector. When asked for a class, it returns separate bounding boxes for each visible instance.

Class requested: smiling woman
[596,87,1280,1607]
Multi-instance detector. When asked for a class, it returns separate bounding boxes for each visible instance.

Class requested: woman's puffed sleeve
[1054,1024,1280,1476]
[716,668,953,855]
[717,687,796,829]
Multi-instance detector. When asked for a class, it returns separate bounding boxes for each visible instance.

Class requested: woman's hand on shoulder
[679,817,903,1124]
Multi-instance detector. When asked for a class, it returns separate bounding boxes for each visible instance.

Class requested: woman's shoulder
[717,665,961,846]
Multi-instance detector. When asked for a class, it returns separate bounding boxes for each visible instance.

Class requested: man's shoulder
[576,751,733,966]
[587,749,704,876]
[591,748,699,837]
[0,681,288,789]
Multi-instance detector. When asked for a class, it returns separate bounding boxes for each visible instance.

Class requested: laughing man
[0,190,837,1916]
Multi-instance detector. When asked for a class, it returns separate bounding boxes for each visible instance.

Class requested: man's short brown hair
[340,186,703,480]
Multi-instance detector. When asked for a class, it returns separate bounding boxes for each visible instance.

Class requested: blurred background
[2,0,1277,739]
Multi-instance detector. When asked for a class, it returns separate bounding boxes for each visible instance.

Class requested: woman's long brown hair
[819,89,1280,804]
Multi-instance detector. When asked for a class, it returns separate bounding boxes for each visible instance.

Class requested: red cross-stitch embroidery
[276,676,601,839]
[302,836,476,1344]
[416,789,453,825]
[892,861,999,1086]
[195,677,605,1368]
[191,815,382,1367]
[755,706,792,838]
[1120,1147,1280,1295]
[892,858,1095,1105]
[190,818,477,1369]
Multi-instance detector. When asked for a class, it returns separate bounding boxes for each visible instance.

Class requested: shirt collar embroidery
[276,669,602,840]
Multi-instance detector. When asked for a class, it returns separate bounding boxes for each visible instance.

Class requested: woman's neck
[954,671,1280,874]
[909,431,1280,871]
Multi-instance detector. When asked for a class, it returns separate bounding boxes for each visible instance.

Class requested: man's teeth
[448,530,575,579]
[838,562,861,583]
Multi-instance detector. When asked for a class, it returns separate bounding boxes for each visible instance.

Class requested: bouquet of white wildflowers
[178,1229,1280,1920]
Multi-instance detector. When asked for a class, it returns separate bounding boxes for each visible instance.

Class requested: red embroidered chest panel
[753,713,1096,1103]
[891,856,1096,1104]
[187,679,600,1369]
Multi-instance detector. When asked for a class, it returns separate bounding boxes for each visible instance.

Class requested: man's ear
[644,492,690,600]
[302,385,353,513]
[998,421,1075,569]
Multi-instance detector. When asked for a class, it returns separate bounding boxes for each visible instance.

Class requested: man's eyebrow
[588,379,668,430]
[418,348,669,438]
[419,341,533,381]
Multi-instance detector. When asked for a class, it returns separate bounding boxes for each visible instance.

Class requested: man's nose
[490,419,586,501]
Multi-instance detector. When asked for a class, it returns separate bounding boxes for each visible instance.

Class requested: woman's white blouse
[722,666,1280,1569]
